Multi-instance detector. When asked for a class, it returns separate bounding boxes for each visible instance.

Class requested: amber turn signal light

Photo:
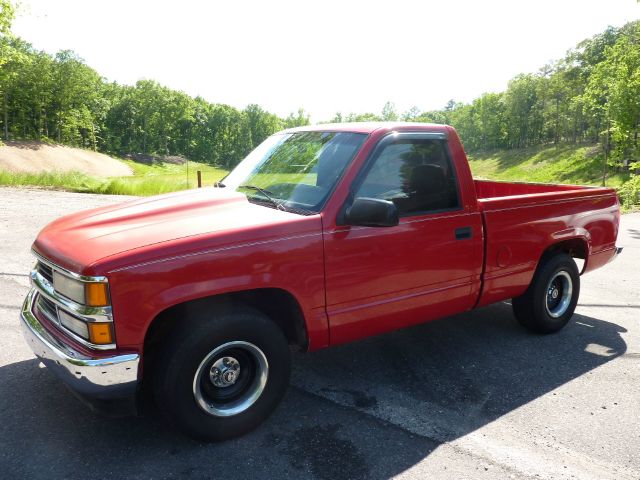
[88,322,114,345]
[85,282,109,307]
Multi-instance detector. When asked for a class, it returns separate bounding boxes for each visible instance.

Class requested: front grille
[36,261,54,284]
[36,294,59,324]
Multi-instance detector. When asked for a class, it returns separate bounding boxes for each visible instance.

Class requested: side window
[353,137,460,216]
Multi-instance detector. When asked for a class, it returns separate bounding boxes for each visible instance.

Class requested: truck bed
[473,179,620,307]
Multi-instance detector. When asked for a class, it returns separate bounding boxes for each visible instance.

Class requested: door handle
[455,226,472,240]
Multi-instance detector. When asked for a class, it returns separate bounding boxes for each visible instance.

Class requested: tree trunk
[3,91,8,141]
[554,98,560,145]
[572,106,579,144]
[91,122,97,151]
[142,116,147,153]
[602,118,610,187]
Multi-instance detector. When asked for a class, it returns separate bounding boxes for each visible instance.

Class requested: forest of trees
[0,2,310,168]
[331,20,640,173]
[0,0,638,180]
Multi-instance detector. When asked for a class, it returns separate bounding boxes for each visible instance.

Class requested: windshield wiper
[238,185,287,211]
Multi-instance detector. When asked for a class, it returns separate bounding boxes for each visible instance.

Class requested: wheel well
[143,288,309,359]
[541,238,588,272]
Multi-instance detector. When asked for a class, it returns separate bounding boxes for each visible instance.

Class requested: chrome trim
[545,271,573,318]
[20,289,139,399]
[193,341,269,418]
[30,270,112,322]
[30,270,116,351]
[33,251,108,283]
[36,295,58,323]
[35,293,116,351]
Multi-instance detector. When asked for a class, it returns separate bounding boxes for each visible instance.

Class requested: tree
[1,13,639,188]
[1,37,31,140]
[284,108,310,129]
[0,0,14,36]
[329,112,343,123]
[402,106,421,121]
[381,101,398,121]
[1,1,18,140]
[584,23,640,183]
[504,74,541,148]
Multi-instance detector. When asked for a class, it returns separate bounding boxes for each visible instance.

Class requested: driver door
[323,132,483,345]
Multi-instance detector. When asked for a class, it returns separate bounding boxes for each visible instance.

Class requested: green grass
[467,144,629,187]
[0,160,229,196]
[0,159,316,197]
[0,170,96,189]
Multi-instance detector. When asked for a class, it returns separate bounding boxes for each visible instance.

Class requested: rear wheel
[152,308,291,441]
[512,253,580,334]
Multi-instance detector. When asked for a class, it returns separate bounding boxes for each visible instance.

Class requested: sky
[11,0,640,122]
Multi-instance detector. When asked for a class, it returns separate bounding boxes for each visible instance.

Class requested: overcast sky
[11,0,640,122]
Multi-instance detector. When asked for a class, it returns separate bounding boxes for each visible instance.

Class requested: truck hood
[33,188,320,275]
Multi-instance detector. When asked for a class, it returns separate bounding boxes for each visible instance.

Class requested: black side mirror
[344,197,399,227]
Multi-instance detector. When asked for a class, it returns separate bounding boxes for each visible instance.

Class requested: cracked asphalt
[1,187,639,480]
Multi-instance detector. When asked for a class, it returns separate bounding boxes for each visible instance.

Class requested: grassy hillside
[0,159,228,196]
[2,142,637,207]
[0,141,229,195]
[467,144,629,187]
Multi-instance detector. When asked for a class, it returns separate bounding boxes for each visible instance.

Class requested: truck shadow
[0,303,627,479]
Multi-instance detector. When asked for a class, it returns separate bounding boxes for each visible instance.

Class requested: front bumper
[20,289,140,404]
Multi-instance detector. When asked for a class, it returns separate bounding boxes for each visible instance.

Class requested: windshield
[222,131,367,213]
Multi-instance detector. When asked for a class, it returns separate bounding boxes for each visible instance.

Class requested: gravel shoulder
[0,186,638,480]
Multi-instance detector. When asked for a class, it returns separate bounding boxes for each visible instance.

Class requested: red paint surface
[32,123,621,361]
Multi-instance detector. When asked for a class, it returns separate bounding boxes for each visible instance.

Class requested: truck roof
[283,122,450,135]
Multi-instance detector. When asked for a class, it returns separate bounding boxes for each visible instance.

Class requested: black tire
[512,253,580,334]
[152,308,291,441]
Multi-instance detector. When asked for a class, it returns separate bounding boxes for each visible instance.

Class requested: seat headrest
[409,164,447,194]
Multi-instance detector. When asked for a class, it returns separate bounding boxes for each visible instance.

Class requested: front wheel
[153,308,291,441]
[512,253,580,334]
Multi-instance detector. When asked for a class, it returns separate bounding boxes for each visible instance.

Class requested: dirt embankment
[0,141,133,177]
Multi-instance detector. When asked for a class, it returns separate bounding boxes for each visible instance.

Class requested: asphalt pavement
[0,187,638,480]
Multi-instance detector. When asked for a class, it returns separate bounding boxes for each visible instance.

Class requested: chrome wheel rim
[545,271,573,318]
[193,341,268,417]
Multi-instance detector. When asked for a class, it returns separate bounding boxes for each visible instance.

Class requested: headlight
[53,271,110,306]
[58,309,89,339]
[58,309,114,345]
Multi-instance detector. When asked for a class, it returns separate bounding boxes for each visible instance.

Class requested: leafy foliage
[410,23,639,182]
[0,0,638,206]
[0,0,13,35]
[0,3,309,168]
[329,21,640,204]
[0,160,228,196]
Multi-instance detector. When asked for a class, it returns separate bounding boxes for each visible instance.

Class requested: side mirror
[344,197,399,227]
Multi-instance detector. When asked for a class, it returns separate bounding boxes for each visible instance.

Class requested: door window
[354,137,460,216]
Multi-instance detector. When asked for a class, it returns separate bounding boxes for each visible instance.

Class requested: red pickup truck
[21,123,621,440]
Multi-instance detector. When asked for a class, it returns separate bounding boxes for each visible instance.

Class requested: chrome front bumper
[20,289,140,400]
